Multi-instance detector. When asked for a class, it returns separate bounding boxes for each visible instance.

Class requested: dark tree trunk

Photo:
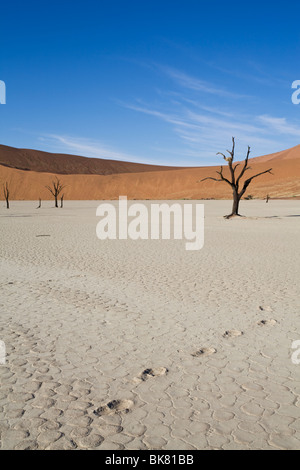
[199,137,272,219]
[46,178,65,208]
[231,189,240,216]
[3,183,9,209]
[225,189,240,218]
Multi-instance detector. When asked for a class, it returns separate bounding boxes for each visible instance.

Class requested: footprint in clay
[93,399,134,417]
[257,319,277,327]
[192,347,217,358]
[223,329,244,339]
[259,306,273,312]
[133,367,168,384]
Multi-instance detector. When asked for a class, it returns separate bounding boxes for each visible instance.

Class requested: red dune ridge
[0,143,299,200]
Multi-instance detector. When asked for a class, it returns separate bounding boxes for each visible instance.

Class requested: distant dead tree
[266,194,270,203]
[60,194,64,208]
[3,182,9,209]
[199,137,273,218]
[45,177,66,208]
[37,198,42,209]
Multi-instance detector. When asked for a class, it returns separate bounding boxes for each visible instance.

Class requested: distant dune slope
[0,144,181,175]
[250,144,300,163]
[0,144,299,200]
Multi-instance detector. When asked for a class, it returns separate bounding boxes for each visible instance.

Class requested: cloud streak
[160,66,251,99]
[258,115,300,137]
[40,64,300,166]
[38,134,154,164]
[118,63,300,163]
[123,99,300,163]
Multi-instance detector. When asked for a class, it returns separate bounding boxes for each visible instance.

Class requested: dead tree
[37,198,42,209]
[200,138,273,218]
[60,194,64,208]
[3,182,9,209]
[45,177,65,208]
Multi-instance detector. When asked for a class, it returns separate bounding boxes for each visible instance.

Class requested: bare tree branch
[45,177,66,207]
[197,137,273,218]
[216,166,233,186]
[45,186,55,197]
[233,163,241,173]
[239,169,273,198]
[236,145,251,186]
[199,177,223,183]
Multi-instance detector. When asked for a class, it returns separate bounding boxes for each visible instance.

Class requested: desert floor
[0,200,299,450]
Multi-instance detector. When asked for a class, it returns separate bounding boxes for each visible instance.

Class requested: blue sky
[1,0,300,166]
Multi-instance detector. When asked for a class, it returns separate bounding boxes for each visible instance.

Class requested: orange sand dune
[0,144,181,175]
[0,144,299,200]
[250,144,300,163]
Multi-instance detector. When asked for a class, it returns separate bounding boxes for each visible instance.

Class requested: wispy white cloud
[205,61,288,88]
[122,96,300,163]
[257,115,300,137]
[131,64,300,161]
[38,134,154,164]
[183,101,235,118]
[123,103,201,131]
[160,66,251,99]
[40,64,300,166]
